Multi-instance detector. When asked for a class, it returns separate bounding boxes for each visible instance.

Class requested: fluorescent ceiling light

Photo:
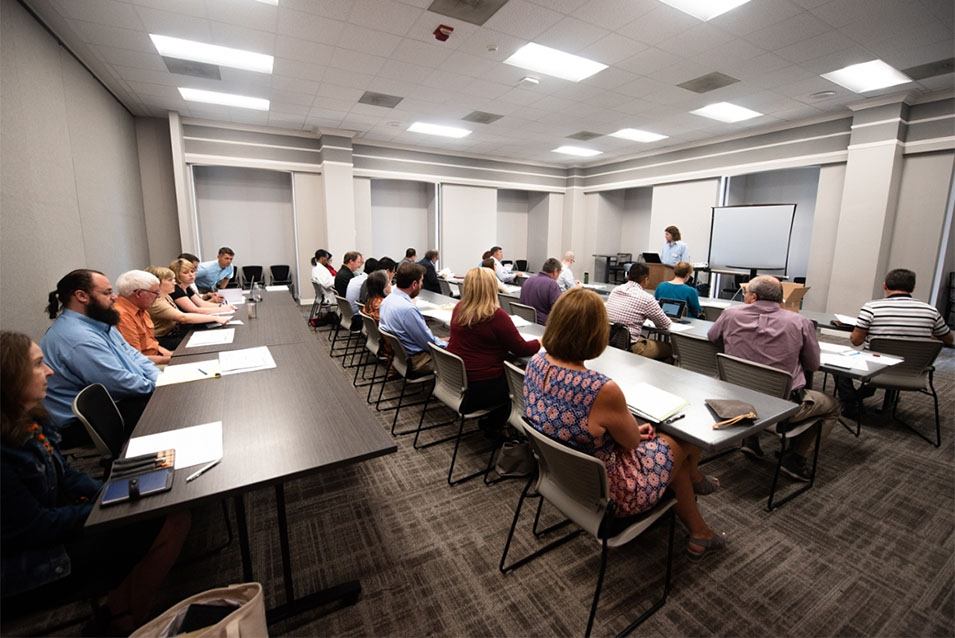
[179,87,270,111]
[820,59,911,93]
[254,0,278,5]
[610,128,669,143]
[150,34,273,74]
[504,43,607,83]
[657,0,752,21]
[407,122,471,138]
[691,101,761,123]
[552,145,602,157]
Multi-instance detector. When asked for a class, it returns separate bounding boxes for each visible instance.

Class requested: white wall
[593,191,626,256]
[135,117,181,265]
[804,163,847,312]
[649,179,721,264]
[622,187,653,255]
[294,171,326,300]
[370,180,431,260]
[1,0,149,340]
[441,184,497,275]
[497,190,529,263]
[193,166,294,284]
[527,192,563,270]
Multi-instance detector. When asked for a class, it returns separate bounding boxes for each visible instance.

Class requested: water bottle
[247,297,257,319]
[584,272,589,284]
[254,282,264,303]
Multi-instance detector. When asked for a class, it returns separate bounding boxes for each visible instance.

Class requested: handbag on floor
[130,582,268,638]
[495,440,536,478]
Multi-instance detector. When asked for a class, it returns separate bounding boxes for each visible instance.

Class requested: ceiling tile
[337,24,403,58]
[315,83,365,103]
[271,73,321,95]
[458,78,512,100]
[277,7,345,44]
[69,20,155,52]
[269,101,311,116]
[347,0,421,36]
[377,58,436,85]
[329,48,386,76]
[208,21,275,54]
[205,0,279,32]
[267,112,308,128]
[275,35,336,65]
[534,17,610,54]
[52,0,142,30]
[438,51,500,79]
[744,12,833,50]
[133,6,212,41]
[389,38,454,68]
[421,68,474,92]
[577,33,647,66]
[617,5,699,46]
[270,89,316,107]
[482,0,564,40]
[279,0,354,21]
[570,0,656,30]
[710,0,805,36]
[616,47,683,76]
[90,44,165,70]
[272,57,326,83]
[580,66,638,91]
[656,23,736,58]
[128,0,206,18]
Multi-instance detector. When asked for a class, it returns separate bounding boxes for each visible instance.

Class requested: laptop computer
[642,252,662,263]
[658,298,690,323]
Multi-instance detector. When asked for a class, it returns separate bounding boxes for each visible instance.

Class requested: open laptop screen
[658,298,687,319]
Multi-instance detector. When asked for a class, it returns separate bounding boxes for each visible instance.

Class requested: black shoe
[858,385,877,399]
[780,455,811,482]
[740,436,763,458]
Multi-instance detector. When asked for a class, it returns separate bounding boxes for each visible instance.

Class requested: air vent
[566,131,602,141]
[462,110,503,124]
[358,91,404,108]
[677,71,739,94]
[902,57,954,80]
[427,0,510,26]
[162,56,221,81]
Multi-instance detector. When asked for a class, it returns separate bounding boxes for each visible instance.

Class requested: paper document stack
[218,346,277,375]
[186,328,235,348]
[156,360,221,386]
[125,421,223,469]
[622,382,689,423]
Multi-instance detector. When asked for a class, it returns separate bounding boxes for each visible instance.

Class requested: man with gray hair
[556,251,579,292]
[707,275,839,482]
[114,270,172,365]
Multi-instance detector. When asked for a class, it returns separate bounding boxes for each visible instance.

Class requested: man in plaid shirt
[605,263,673,362]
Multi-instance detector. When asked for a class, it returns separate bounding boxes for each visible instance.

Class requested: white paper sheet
[703,300,733,308]
[510,315,533,327]
[622,382,690,422]
[226,319,244,325]
[125,421,223,469]
[265,285,288,292]
[415,300,439,311]
[834,313,858,326]
[819,342,854,354]
[186,328,235,347]
[156,359,221,386]
[820,352,869,371]
[502,284,521,294]
[420,308,453,324]
[218,346,277,375]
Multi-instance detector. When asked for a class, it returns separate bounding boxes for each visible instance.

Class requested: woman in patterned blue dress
[524,288,726,561]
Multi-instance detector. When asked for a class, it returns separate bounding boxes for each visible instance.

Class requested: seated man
[334,251,364,298]
[708,276,840,481]
[346,258,378,329]
[379,263,447,374]
[556,251,579,292]
[194,247,235,293]
[489,246,516,283]
[839,268,953,404]
[417,250,442,293]
[654,261,702,318]
[114,270,172,366]
[605,262,673,362]
[41,269,159,444]
[519,258,562,324]
[399,248,417,265]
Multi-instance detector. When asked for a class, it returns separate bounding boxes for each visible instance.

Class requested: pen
[197,368,208,376]
[662,413,686,425]
[186,458,221,482]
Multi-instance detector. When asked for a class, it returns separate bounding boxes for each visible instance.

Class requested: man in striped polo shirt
[838,269,952,406]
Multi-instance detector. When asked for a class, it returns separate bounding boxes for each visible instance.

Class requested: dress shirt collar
[392,289,413,303]
[115,294,146,317]
[886,293,912,299]
[746,299,782,314]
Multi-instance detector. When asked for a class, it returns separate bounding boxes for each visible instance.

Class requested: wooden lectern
[646,263,673,290]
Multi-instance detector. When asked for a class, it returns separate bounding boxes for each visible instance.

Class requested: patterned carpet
[5,324,953,637]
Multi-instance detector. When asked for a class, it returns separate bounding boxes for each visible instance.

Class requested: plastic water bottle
[247,297,257,318]
[584,272,589,284]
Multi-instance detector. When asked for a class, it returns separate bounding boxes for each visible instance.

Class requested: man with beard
[41,269,159,445]
[379,262,447,374]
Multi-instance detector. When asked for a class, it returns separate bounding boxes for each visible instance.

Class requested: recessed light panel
[821,59,912,93]
[407,122,472,138]
[691,102,761,123]
[151,34,273,74]
[504,43,607,82]
[179,87,270,111]
[552,145,602,157]
[657,0,752,21]
[610,128,669,142]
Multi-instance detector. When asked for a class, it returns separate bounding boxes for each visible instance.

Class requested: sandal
[692,474,720,495]
[687,531,727,562]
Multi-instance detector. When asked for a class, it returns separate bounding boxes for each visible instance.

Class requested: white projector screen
[708,204,797,272]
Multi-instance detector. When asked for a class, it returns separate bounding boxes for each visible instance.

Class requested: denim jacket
[1,422,102,597]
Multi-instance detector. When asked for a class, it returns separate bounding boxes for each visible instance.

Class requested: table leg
[234,494,254,583]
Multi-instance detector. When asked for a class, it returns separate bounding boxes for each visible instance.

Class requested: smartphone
[101,469,174,506]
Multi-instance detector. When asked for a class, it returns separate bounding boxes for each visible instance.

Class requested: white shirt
[557,263,575,292]
[494,257,516,283]
[345,272,368,313]
[311,263,335,305]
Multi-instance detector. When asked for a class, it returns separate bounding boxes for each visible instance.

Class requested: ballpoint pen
[186,458,221,482]
[661,413,686,425]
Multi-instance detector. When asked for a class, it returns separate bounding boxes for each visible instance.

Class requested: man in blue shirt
[379,263,447,374]
[41,269,159,445]
[195,247,235,293]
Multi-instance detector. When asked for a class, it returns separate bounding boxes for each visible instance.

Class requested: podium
[646,263,673,290]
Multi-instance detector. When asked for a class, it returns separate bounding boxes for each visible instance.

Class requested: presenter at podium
[661,225,689,266]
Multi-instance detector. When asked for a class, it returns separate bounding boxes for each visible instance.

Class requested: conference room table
[415,290,800,453]
[700,298,852,332]
[87,289,397,624]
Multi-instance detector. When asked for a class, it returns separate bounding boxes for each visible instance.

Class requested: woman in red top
[448,267,540,437]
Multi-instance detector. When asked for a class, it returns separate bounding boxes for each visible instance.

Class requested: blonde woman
[145,266,229,350]
[169,258,235,315]
[447,267,540,439]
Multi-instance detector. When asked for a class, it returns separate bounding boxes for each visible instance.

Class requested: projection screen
[707,204,797,273]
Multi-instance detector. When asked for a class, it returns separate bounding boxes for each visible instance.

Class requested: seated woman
[145,266,230,350]
[169,258,236,315]
[654,261,702,318]
[362,270,393,361]
[448,268,540,439]
[481,258,513,294]
[524,288,726,560]
[0,331,190,634]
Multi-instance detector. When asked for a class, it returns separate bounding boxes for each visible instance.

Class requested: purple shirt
[707,300,820,391]
[519,272,562,324]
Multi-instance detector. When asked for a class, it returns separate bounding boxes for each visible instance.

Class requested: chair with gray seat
[354,312,391,396]
[508,301,538,324]
[670,332,720,377]
[702,305,724,322]
[437,278,454,297]
[308,282,336,331]
[330,296,363,365]
[376,328,437,436]
[715,353,823,510]
[867,337,943,447]
[608,322,631,351]
[500,417,676,638]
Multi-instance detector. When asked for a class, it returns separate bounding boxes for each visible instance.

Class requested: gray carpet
[5,326,953,637]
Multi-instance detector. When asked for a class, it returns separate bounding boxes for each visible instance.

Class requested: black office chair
[224,265,241,289]
[242,265,264,289]
[72,383,127,471]
[515,259,528,272]
[608,323,631,351]
[270,264,292,286]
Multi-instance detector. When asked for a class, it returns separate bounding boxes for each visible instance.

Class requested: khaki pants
[407,350,435,375]
[786,389,839,458]
[630,338,673,364]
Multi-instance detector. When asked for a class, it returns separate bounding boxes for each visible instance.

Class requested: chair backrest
[378,328,410,378]
[359,312,381,356]
[335,295,355,328]
[716,353,793,400]
[608,322,631,351]
[438,278,453,297]
[518,418,609,538]
[616,252,632,263]
[868,337,943,377]
[702,305,724,322]
[670,333,720,377]
[447,280,461,298]
[428,343,468,413]
[71,384,126,458]
[509,301,537,324]
[503,360,526,430]
[515,259,528,272]
[270,264,291,284]
[242,265,263,287]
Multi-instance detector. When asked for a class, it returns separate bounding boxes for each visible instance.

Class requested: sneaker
[780,454,811,482]
[740,436,763,459]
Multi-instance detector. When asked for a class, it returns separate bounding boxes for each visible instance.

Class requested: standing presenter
[661,225,689,266]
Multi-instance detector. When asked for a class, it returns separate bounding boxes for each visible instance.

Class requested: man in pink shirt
[707,276,839,481]
[605,262,673,362]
